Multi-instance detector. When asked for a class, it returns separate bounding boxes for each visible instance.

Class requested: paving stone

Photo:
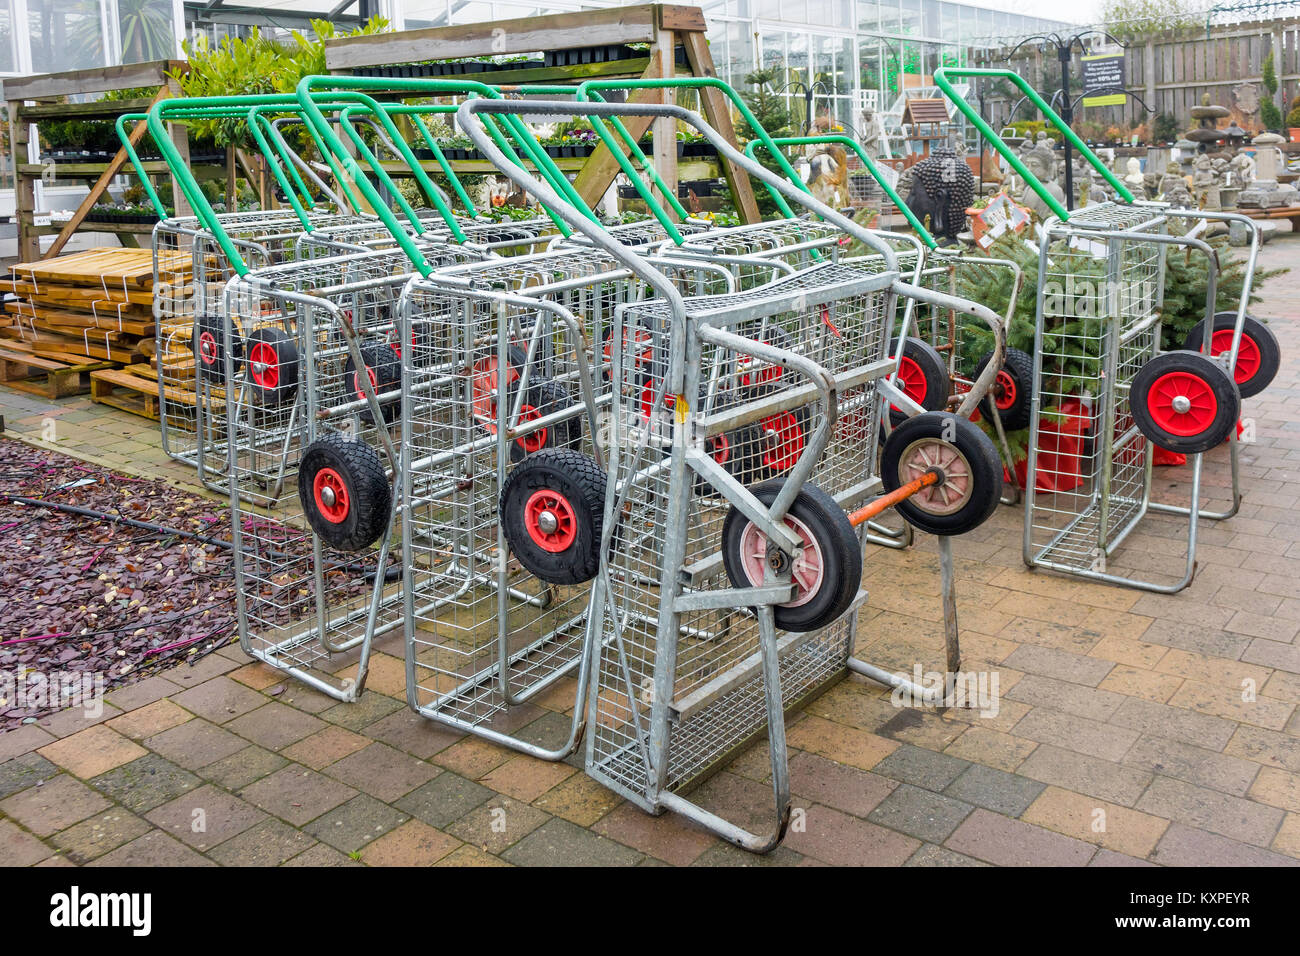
[37,724,146,779]
[207,818,317,866]
[282,726,372,771]
[1168,679,1294,731]
[49,808,151,863]
[787,751,897,818]
[430,735,513,780]
[530,771,622,828]
[282,843,360,867]
[89,753,199,813]
[0,724,56,762]
[323,742,438,803]
[1109,697,1239,751]
[1136,775,1284,847]
[32,701,123,739]
[171,676,269,724]
[1003,644,1115,687]
[691,842,806,867]
[1090,849,1158,866]
[360,708,463,760]
[144,783,266,850]
[320,692,403,731]
[1121,734,1261,797]
[872,743,971,792]
[1151,823,1299,867]
[503,818,644,866]
[479,754,577,803]
[591,801,717,866]
[1248,767,1300,813]
[1242,637,1300,674]
[1097,666,1185,704]
[1224,725,1300,773]
[943,726,1039,773]
[302,793,408,854]
[87,829,216,867]
[1011,707,1139,762]
[361,819,462,866]
[435,845,512,867]
[0,818,53,866]
[157,653,240,690]
[944,763,1046,817]
[446,795,550,855]
[106,699,192,740]
[228,662,290,691]
[0,752,57,800]
[1021,786,1170,859]
[239,765,358,827]
[867,783,974,842]
[225,702,328,752]
[946,808,1095,866]
[784,803,921,865]
[0,773,110,836]
[199,745,286,791]
[1007,674,1127,722]
[904,843,991,867]
[102,675,183,713]
[1273,813,1300,859]
[145,718,248,770]
[1017,744,1153,807]
[396,772,494,830]
[785,715,899,771]
[1138,618,1252,659]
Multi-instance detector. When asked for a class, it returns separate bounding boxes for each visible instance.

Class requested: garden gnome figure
[905,142,974,243]
[1192,154,1222,209]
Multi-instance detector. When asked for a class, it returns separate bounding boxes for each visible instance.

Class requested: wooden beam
[572,58,668,210]
[651,31,678,222]
[324,4,660,70]
[9,97,37,261]
[42,86,172,260]
[2,60,187,101]
[659,5,707,31]
[680,29,760,224]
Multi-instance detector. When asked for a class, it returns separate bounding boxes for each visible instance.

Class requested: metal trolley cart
[460,98,1008,850]
[936,67,1278,592]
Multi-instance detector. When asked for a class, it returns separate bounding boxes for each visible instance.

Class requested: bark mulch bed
[0,436,240,730]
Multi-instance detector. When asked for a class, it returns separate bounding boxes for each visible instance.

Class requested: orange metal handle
[847,469,942,528]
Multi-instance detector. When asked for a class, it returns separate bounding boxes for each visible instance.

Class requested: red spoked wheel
[737,326,795,397]
[1131,350,1240,455]
[1184,312,1280,399]
[886,337,949,430]
[600,323,655,383]
[758,409,808,478]
[245,327,299,405]
[192,314,243,385]
[499,448,607,585]
[721,480,862,632]
[297,433,391,552]
[974,347,1034,431]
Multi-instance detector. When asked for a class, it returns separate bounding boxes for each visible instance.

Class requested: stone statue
[904,143,975,243]
[1124,157,1145,189]
[1159,161,1194,207]
[1192,154,1221,209]
[1228,152,1255,189]
[1238,132,1298,208]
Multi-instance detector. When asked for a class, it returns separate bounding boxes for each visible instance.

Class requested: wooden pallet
[90,364,182,420]
[0,344,112,398]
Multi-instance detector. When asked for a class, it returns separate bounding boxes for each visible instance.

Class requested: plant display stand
[5,59,195,261]
[323,3,760,222]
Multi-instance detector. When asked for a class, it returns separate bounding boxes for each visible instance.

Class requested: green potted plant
[1288,100,1300,143]
[1261,52,1283,132]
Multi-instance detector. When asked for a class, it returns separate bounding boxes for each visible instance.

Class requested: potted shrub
[1288,101,1300,143]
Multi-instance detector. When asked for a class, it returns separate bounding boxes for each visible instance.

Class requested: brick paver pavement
[1,238,1297,866]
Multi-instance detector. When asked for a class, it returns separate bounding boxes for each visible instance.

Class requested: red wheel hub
[1148,370,1219,437]
[515,404,548,454]
[354,366,378,403]
[639,380,674,420]
[708,431,731,466]
[523,489,577,553]
[891,355,926,413]
[737,513,825,609]
[761,412,805,472]
[1208,328,1261,386]
[312,468,350,524]
[471,355,519,423]
[198,330,218,366]
[993,369,1018,410]
[249,341,280,389]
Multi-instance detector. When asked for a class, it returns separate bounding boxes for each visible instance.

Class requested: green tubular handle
[249,107,317,213]
[248,108,316,228]
[297,76,595,232]
[745,135,937,249]
[577,77,817,226]
[114,113,169,218]
[932,67,1134,220]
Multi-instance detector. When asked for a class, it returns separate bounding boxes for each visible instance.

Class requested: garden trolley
[460,98,1008,850]
[935,66,1274,593]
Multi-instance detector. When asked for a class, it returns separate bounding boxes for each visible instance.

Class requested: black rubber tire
[245,327,299,406]
[1183,311,1280,399]
[881,411,1002,536]
[509,379,580,463]
[193,313,243,384]
[693,387,763,493]
[499,448,607,585]
[344,343,402,427]
[297,433,392,552]
[1130,350,1241,454]
[721,479,862,633]
[975,346,1034,432]
[887,336,950,429]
